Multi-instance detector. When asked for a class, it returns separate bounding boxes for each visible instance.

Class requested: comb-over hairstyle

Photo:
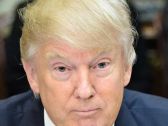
[20,0,137,65]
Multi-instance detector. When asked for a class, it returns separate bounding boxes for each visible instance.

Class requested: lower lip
[73,109,100,117]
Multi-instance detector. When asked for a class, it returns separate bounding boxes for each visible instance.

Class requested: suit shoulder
[124,89,168,110]
[0,91,34,113]
[123,89,168,125]
[0,91,43,125]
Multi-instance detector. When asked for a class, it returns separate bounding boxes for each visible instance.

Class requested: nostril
[89,94,94,99]
[74,84,96,100]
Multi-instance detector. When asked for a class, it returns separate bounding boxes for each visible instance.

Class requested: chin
[64,117,113,126]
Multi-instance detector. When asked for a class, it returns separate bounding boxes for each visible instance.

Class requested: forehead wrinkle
[44,44,121,66]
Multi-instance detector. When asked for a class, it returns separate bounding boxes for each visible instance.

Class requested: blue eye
[93,61,110,70]
[91,59,112,77]
[97,62,110,69]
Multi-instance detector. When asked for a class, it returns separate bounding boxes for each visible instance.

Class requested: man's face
[24,41,132,126]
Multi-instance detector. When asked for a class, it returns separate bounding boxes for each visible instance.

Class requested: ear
[123,65,132,87]
[22,59,39,94]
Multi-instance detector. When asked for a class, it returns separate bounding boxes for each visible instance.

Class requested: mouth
[72,108,101,117]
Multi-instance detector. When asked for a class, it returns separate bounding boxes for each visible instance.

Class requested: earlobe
[123,66,132,87]
[22,59,39,93]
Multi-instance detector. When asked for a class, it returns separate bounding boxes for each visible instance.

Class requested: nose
[74,68,96,100]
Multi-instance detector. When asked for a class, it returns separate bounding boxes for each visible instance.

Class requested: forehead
[39,41,122,59]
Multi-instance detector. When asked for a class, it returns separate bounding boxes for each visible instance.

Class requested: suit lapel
[115,99,138,126]
[19,109,44,126]
[19,96,44,126]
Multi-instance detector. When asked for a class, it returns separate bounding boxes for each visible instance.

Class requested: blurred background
[0,0,168,99]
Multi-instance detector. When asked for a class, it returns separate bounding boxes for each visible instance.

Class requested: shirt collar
[44,109,114,126]
[44,109,55,126]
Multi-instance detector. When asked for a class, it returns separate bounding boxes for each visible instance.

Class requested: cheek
[93,72,124,119]
[39,74,73,108]
[100,80,123,122]
[94,69,125,94]
[96,75,124,103]
[37,71,74,123]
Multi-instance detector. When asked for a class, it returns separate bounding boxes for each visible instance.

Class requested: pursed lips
[72,108,101,117]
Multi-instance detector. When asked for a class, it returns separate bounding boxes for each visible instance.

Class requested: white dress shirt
[44,109,55,126]
[44,109,114,126]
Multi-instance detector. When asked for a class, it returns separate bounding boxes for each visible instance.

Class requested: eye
[93,60,111,70]
[54,64,71,74]
[51,63,72,81]
[55,66,68,72]
[91,59,112,77]
[97,62,110,69]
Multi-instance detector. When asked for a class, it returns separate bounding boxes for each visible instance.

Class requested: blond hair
[20,0,137,65]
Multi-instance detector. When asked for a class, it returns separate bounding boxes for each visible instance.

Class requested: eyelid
[51,62,73,70]
[52,62,65,67]
[90,58,111,69]
[51,62,73,81]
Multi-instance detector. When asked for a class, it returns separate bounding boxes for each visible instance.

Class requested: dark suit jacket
[0,89,168,126]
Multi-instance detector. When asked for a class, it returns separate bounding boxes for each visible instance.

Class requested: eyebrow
[45,50,113,66]
[45,51,68,60]
[89,51,113,64]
